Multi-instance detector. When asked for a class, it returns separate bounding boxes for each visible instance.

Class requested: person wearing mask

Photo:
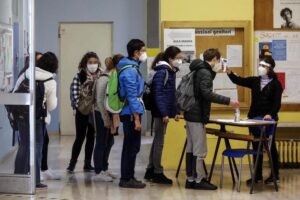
[14,52,59,189]
[117,39,147,189]
[144,46,182,184]
[184,48,239,190]
[93,54,124,182]
[67,52,102,173]
[226,56,283,185]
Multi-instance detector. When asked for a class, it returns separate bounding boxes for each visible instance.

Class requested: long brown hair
[78,52,101,71]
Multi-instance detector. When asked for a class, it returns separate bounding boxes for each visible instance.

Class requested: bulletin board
[161,21,252,111]
[254,0,300,111]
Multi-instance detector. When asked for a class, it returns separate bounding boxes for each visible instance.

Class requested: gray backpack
[176,70,197,112]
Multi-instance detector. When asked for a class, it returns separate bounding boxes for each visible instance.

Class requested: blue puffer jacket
[151,61,178,118]
[117,57,144,116]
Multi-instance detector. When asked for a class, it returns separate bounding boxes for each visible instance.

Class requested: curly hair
[280,7,292,18]
[78,52,101,71]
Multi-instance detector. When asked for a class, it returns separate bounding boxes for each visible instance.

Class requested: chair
[220,118,276,192]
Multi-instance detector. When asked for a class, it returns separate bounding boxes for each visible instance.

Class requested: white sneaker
[93,171,113,182]
[104,170,118,179]
[42,169,61,180]
[40,171,44,182]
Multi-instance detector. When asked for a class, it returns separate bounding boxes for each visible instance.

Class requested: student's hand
[134,119,142,131]
[263,114,272,120]
[163,116,169,124]
[229,100,239,108]
[174,115,181,122]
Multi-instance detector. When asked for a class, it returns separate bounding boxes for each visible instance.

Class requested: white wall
[35,0,147,132]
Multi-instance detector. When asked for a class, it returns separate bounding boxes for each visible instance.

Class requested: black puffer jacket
[184,59,230,123]
[228,72,282,121]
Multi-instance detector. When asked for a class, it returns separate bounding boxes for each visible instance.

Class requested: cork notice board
[161,21,251,110]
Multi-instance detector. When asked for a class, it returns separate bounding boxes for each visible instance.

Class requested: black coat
[184,59,230,123]
[228,72,283,121]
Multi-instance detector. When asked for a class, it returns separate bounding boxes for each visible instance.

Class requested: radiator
[276,139,300,168]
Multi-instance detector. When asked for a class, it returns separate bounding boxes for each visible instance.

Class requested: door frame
[0,0,36,194]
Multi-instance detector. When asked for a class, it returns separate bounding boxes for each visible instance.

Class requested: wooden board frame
[161,21,252,111]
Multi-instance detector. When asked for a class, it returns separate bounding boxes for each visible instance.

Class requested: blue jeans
[120,115,141,181]
[93,111,114,174]
[15,118,45,185]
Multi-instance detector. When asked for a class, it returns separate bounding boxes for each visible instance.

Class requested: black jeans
[69,110,95,167]
[41,129,49,171]
[93,111,114,174]
[252,125,279,178]
[120,115,141,181]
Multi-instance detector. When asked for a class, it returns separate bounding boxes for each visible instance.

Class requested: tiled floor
[0,134,300,200]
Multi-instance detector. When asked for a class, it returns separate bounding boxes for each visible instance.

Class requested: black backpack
[5,77,53,144]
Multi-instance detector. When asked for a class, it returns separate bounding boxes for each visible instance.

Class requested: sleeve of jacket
[45,80,57,112]
[121,67,144,114]
[96,76,111,127]
[228,71,255,89]
[197,69,230,105]
[267,80,283,118]
[152,70,168,117]
[70,74,81,109]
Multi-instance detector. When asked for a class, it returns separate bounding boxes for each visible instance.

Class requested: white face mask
[258,66,268,76]
[139,52,147,62]
[87,64,98,73]
[172,59,182,68]
[212,62,222,72]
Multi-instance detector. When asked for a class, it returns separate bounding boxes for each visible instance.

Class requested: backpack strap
[40,77,54,83]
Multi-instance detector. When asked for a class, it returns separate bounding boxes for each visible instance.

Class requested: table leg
[263,139,279,191]
[176,139,187,178]
[250,126,265,194]
[208,136,221,182]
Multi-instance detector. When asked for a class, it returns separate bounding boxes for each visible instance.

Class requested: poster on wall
[0,24,13,92]
[255,31,300,103]
[273,0,300,29]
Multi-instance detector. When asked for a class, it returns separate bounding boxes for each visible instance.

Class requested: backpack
[77,76,97,115]
[143,69,169,111]
[175,70,198,112]
[105,65,140,114]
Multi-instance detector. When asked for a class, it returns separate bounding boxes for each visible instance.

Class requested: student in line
[14,52,59,189]
[184,48,239,190]
[226,56,283,184]
[144,46,181,184]
[117,39,147,189]
[67,52,102,173]
[93,54,123,182]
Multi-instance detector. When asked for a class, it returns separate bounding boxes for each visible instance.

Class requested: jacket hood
[117,57,140,70]
[189,59,211,71]
[25,67,54,81]
[154,61,176,72]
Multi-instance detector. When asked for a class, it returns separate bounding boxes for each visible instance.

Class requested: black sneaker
[246,177,263,185]
[67,165,75,173]
[264,175,280,185]
[119,178,146,189]
[193,179,218,190]
[144,168,155,180]
[83,165,95,172]
[152,173,173,185]
[185,180,195,189]
[36,183,48,189]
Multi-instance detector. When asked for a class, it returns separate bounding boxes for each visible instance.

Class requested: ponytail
[151,52,164,70]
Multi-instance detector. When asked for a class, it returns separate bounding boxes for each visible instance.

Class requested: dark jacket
[228,72,283,121]
[184,59,230,123]
[151,61,178,118]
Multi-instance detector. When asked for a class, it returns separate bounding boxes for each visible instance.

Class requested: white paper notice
[227,45,243,67]
[164,29,195,51]
[215,89,238,101]
[213,73,237,90]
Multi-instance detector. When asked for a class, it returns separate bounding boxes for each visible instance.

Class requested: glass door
[0,0,36,194]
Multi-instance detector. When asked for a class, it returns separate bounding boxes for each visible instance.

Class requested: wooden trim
[161,20,252,110]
